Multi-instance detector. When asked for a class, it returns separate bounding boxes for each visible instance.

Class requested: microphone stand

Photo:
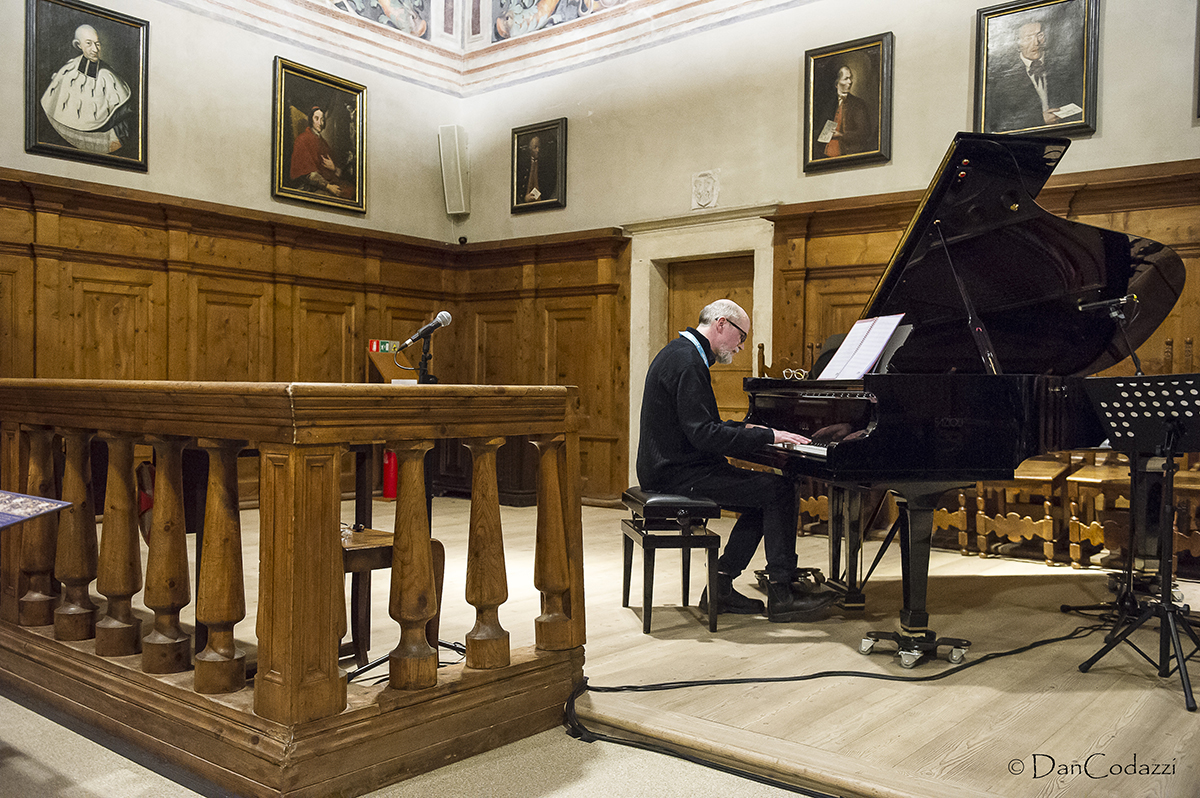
[1104,299,1144,376]
[349,335,440,684]
[416,336,438,384]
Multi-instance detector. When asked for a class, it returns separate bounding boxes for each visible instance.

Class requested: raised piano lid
[862,132,1185,377]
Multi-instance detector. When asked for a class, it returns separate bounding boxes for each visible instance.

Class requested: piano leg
[860,483,972,668]
[899,495,932,634]
[829,486,866,610]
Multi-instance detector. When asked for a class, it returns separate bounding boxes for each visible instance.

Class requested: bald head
[74,25,101,63]
[698,299,747,328]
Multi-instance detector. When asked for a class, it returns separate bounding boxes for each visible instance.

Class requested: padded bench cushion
[622,486,720,520]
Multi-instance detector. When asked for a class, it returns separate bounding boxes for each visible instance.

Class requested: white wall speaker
[438,124,470,215]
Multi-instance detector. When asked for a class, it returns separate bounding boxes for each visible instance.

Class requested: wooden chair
[933,490,970,553]
[975,454,1073,564]
[1066,451,1132,569]
[1171,452,1200,576]
[338,446,443,669]
[340,528,446,668]
[621,487,721,633]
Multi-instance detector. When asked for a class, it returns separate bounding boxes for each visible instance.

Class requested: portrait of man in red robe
[289,106,355,201]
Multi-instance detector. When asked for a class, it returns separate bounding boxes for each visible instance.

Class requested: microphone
[398,311,452,351]
[1077,294,1137,313]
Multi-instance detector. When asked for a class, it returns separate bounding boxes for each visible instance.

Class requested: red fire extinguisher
[383,450,397,499]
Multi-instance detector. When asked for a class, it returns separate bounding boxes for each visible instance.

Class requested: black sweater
[636,328,773,491]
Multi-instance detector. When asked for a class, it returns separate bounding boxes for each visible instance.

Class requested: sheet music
[817,314,906,380]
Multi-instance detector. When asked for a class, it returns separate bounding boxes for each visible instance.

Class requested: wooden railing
[0,380,585,797]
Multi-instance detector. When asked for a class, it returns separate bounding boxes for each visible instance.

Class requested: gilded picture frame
[511,117,567,213]
[25,0,149,171]
[974,0,1099,136]
[272,57,366,213]
[803,32,893,173]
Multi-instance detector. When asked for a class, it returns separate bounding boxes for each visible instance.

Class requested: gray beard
[714,349,735,365]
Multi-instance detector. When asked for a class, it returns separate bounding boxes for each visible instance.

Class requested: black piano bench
[621,486,722,634]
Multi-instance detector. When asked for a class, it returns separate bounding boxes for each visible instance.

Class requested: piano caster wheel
[948,646,967,665]
[898,650,922,669]
[859,638,875,655]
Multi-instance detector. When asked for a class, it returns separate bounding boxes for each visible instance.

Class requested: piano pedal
[858,630,971,668]
[753,567,826,592]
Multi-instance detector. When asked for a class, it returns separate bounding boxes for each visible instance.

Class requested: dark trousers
[658,462,799,583]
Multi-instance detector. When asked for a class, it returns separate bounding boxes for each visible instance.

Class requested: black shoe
[699,574,765,615]
[766,581,836,623]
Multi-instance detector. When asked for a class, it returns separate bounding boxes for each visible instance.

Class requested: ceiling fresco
[333,0,431,38]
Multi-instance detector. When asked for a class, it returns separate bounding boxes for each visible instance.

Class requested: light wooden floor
[167,496,1200,797]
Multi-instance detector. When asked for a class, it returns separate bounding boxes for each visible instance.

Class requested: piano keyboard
[770,441,828,459]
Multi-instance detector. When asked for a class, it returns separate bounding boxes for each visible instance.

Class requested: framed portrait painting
[272,58,366,213]
[511,118,566,213]
[25,0,148,171]
[974,0,1099,136]
[803,32,893,173]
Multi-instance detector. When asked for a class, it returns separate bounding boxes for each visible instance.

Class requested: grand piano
[742,132,1186,665]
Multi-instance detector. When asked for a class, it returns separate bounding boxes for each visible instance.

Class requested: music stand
[1077,375,1200,711]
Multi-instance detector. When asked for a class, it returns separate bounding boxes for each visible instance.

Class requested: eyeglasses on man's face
[726,318,747,345]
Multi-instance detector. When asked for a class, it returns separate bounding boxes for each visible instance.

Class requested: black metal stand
[1075,375,1200,711]
[417,336,438,385]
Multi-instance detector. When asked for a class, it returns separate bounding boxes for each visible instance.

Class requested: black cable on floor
[564,622,1107,795]
[565,678,837,797]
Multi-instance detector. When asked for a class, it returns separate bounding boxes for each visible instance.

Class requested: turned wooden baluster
[142,437,192,673]
[464,436,509,669]
[54,429,98,641]
[95,434,143,656]
[18,427,58,627]
[194,439,247,694]
[388,440,438,690]
[531,434,572,651]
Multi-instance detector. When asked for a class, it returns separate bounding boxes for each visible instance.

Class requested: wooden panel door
[667,256,754,421]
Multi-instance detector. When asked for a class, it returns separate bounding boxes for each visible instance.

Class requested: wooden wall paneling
[288,235,370,287]
[0,193,35,379]
[0,252,34,379]
[183,222,275,279]
[542,296,609,496]
[773,230,809,371]
[45,196,168,265]
[608,245,631,500]
[181,275,274,382]
[29,194,69,378]
[516,273,540,387]
[288,286,365,383]
[68,262,169,380]
[473,306,522,385]
[801,270,882,362]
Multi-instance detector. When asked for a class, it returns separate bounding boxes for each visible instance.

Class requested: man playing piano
[637,299,837,622]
